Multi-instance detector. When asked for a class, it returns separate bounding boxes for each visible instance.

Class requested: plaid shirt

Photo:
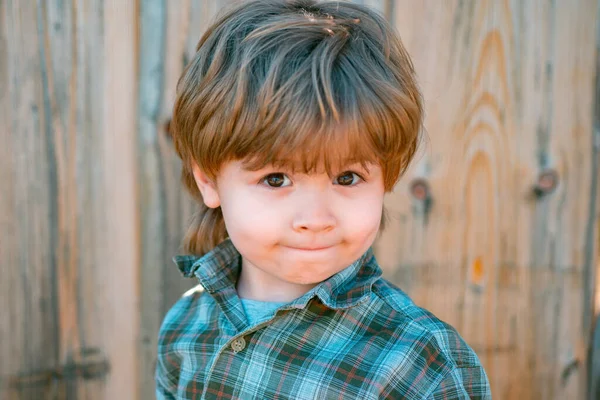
[156,239,491,399]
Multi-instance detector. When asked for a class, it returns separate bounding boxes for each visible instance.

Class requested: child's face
[193,158,385,297]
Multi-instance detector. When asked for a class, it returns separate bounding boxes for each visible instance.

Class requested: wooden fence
[0,0,599,399]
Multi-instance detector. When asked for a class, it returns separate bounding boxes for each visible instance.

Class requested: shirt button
[231,337,246,353]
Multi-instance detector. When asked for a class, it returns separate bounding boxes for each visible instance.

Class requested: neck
[236,259,318,302]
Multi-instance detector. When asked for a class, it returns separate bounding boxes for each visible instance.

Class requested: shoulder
[157,284,213,350]
[370,278,481,367]
[367,279,491,398]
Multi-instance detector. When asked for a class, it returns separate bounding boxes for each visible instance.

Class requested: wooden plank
[0,1,20,398]
[40,1,86,398]
[1,0,127,398]
[1,0,130,397]
[99,1,140,399]
[589,3,600,399]
[138,0,169,398]
[534,1,598,398]
[591,314,600,400]
[0,0,61,398]
[375,1,599,399]
[75,0,116,398]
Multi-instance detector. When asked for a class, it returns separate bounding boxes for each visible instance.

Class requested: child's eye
[261,173,292,188]
[335,171,363,186]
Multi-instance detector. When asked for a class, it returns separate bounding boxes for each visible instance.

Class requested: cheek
[341,193,384,239]
[219,189,283,241]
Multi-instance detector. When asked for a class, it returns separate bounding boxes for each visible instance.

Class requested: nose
[291,196,336,233]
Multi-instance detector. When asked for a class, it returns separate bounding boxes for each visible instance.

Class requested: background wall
[0,0,598,399]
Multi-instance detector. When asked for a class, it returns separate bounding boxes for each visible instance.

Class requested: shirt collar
[173,238,382,309]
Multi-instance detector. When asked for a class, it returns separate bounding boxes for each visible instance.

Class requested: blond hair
[171,0,423,255]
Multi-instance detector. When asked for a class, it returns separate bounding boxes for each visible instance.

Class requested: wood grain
[0,0,59,398]
[376,1,599,399]
[138,0,168,397]
[100,1,140,398]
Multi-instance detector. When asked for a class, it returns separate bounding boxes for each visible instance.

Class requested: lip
[285,245,335,251]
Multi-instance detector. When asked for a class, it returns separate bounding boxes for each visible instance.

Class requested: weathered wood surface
[590,6,600,397]
[1,0,598,399]
[376,1,599,399]
[0,0,140,398]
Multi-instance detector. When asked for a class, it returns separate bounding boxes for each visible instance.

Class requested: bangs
[173,0,422,191]
[237,115,382,177]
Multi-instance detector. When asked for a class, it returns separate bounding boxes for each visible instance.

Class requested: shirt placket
[200,315,283,399]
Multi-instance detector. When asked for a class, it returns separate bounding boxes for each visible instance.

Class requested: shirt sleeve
[427,365,492,399]
[155,309,182,400]
[155,349,179,400]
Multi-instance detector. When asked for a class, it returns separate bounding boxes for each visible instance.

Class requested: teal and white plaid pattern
[156,239,491,399]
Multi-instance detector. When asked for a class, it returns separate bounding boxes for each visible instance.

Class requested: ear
[191,162,221,208]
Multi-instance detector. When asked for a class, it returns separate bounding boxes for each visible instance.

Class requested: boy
[156,0,492,398]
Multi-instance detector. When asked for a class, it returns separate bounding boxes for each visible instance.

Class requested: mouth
[285,245,335,251]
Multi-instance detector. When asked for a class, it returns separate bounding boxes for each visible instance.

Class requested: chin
[288,278,322,286]
[285,269,339,286]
